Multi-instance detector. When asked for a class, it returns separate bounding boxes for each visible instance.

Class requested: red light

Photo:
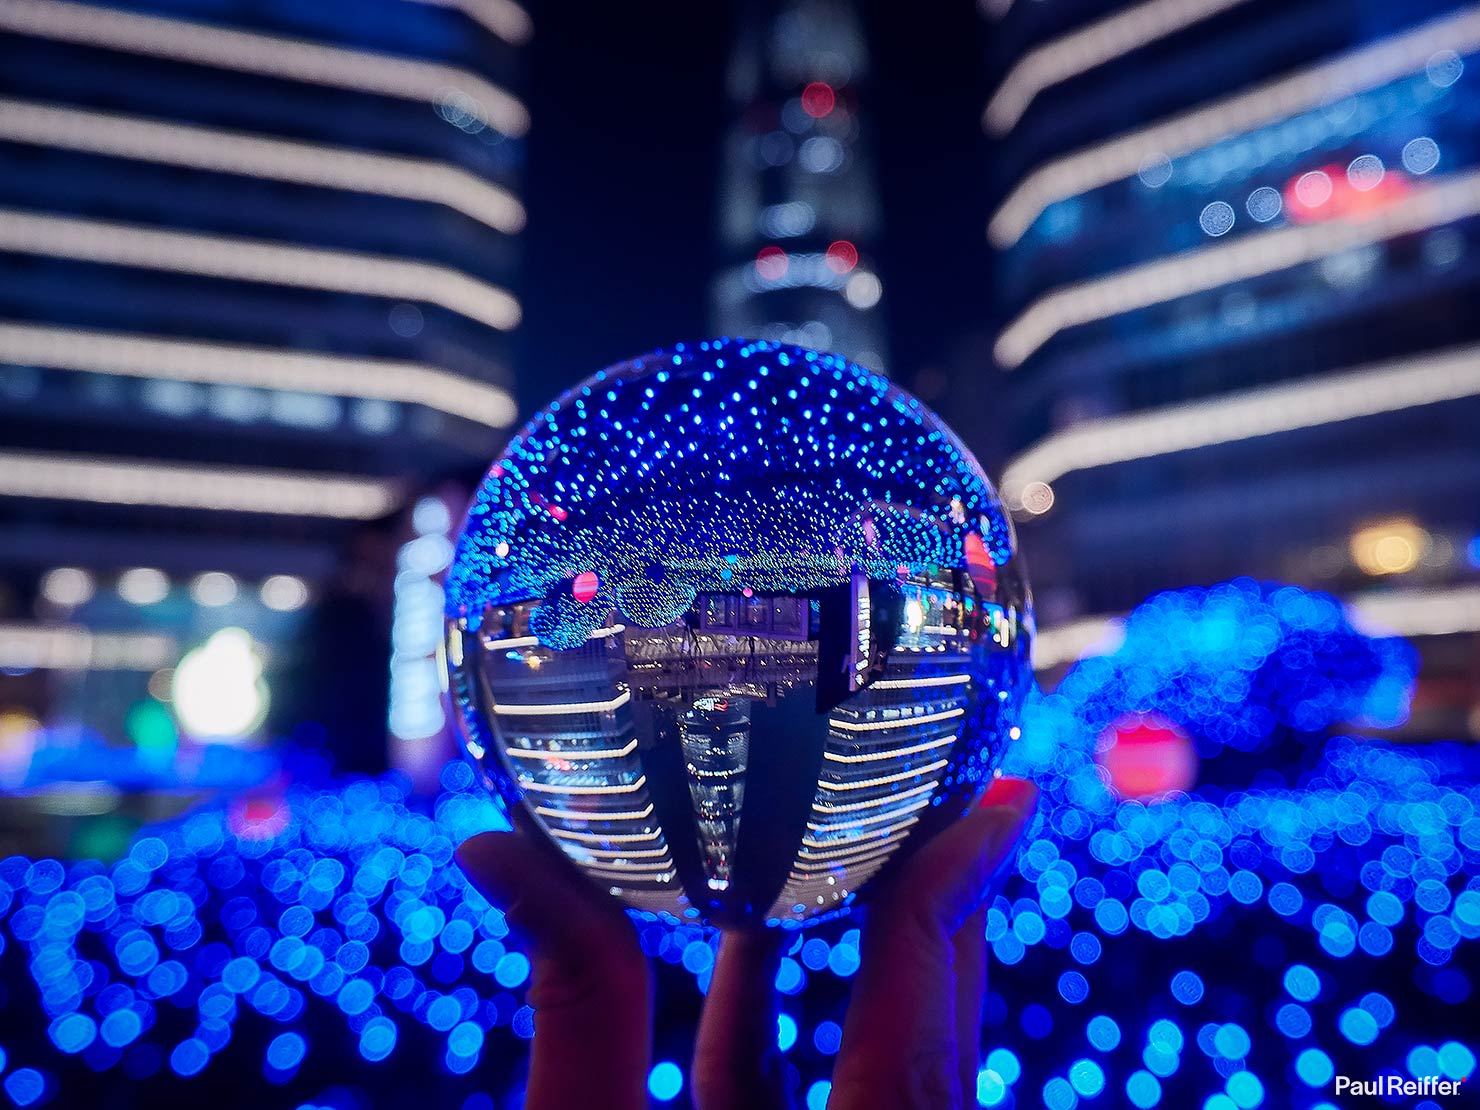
[964,531,997,593]
[825,240,858,273]
[572,571,599,604]
[801,82,835,118]
[1095,714,1198,800]
[1282,164,1410,224]
[755,246,789,281]
[547,504,567,522]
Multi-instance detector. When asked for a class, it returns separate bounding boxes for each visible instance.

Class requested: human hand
[455,776,1038,1110]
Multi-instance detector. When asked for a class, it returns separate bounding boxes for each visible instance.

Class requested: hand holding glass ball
[447,339,1036,1107]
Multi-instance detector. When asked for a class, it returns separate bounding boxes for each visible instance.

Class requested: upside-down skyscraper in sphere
[982,0,1480,733]
[0,0,528,796]
[713,0,889,372]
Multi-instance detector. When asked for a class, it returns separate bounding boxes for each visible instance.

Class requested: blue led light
[775,958,804,994]
[48,1013,96,1055]
[0,571,1471,1110]
[977,1068,1008,1107]
[1338,1007,1379,1046]
[1068,1058,1105,1097]
[806,1081,832,1110]
[1126,1070,1161,1108]
[1296,1048,1334,1087]
[170,1039,209,1078]
[266,1032,307,1072]
[813,1020,842,1055]
[1226,1071,1263,1108]
[1086,1015,1121,1051]
[777,1013,798,1052]
[359,1017,397,1062]
[1283,965,1320,1002]
[1274,1003,1311,1038]
[3,1069,45,1107]
[647,1061,683,1102]
[99,1008,142,1048]
[1170,970,1203,1004]
[986,1047,1022,1085]
[1437,1042,1476,1080]
[1058,971,1090,1004]
[1043,1076,1078,1110]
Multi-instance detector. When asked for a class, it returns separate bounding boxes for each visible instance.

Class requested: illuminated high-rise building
[713,0,888,370]
[0,0,528,779]
[982,0,1480,730]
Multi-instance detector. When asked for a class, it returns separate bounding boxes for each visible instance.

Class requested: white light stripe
[0,209,521,332]
[493,691,632,716]
[871,673,971,690]
[403,0,531,45]
[988,7,1480,247]
[799,846,899,876]
[824,734,959,764]
[819,759,950,792]
[985,0,1250,134]
[485,625,625,650]
[0,322,517,429]
[813,781,939,815]
[995,170,1480,367]
[808,795,932,832]
[579,861,675,875]
[0,450,398,518]
[1349,585,1480,639]
[1035,586,1480,670]
[0,99,524,234]
[568,852,668,870]
[829,707,965,733]
[517,775,646,796]
[1002,346,1480,504]
[534,804,653,822]
[1033,618,1127,670]
[802,816,920,849]
[505,739,637,760]
[0,624,175,671]
[551,827,661,844]
[0,0,529,137]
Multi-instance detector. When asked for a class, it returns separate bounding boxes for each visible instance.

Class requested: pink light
[964,531,997,593]
[825,240,859,274]
[1096,714,1198,800]
[755,246,789,282]
[572,571,599,603]
[801,82,835,118]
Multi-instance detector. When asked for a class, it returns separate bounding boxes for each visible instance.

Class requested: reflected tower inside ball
[445,339,1031,927]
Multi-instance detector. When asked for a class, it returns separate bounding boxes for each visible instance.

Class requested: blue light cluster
[0,582,1474,1108]
[445,337,1011,645]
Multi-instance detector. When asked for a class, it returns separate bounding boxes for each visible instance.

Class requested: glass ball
[445,339,1031,927]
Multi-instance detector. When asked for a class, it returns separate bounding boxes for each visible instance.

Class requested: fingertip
[980,774,1038,817]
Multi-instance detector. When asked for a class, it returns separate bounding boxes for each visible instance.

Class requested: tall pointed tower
[713,0,888,371]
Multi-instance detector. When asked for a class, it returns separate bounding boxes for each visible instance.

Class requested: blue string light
[0,580,1472,1107]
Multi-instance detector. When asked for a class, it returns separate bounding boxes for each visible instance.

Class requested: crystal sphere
[445,339,1031,927]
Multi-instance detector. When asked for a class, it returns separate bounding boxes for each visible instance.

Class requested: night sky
[516,1,998,452]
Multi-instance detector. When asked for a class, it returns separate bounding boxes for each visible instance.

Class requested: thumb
[830,777,1037,1110]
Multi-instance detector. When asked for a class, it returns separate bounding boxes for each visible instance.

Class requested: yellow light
[1351,519,1427,576]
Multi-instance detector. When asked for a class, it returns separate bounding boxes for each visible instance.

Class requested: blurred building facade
[0,0,527,800]
[713,0,889,371]
[983,0,1480,733]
